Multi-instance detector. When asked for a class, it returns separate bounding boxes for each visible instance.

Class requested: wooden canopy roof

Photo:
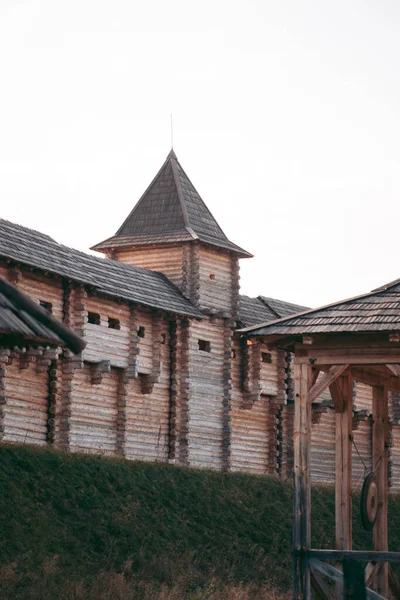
[92,150,252,258]
[239,279,400,337]
[0,276,85,353]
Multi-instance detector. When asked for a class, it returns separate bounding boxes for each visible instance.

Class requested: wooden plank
[365,562,380,586]
[309,560,386,600]
[310,566,332,599]
[335,374,353,598]
[388,564,400,599]
[372,385,389,597]
[385,364,400,377]
[309,550,400,562]
[335,374,353,528]
[293,362,311,600]
[307,365,349,405]
[296,348,400,365]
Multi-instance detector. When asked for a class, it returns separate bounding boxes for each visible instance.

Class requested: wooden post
[293,362,311,600]
[333,374,353,598]
[372,385,389,597]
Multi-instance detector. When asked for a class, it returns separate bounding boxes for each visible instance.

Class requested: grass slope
[0,445,399,599]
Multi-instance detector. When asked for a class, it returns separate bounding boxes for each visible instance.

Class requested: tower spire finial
[170,114,174,150]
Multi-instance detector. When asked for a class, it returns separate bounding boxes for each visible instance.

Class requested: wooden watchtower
[240,279,400,599]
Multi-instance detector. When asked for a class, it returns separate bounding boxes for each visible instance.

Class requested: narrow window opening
[209,273,216,280]
[262,352,272,364]
[39,300,53,314]
[108,317,120,330]
[198,339,211,352]
[138,326,145,338]
[88,312,100,325]
[231,348,236,359]
[161,333,166,344]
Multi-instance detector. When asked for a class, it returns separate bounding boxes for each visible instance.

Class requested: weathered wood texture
[18,270,64,320]
[372,385,389,596]
[391,424,400,493]
[69,363,119,455]
[83,295,130,368]
[311,408,336,483]
[124,322,171,462]
[187,318,224,470]
[293,362,311,600]
[113,245,184,290]
[197,247,236,316]
[3,355,49,445]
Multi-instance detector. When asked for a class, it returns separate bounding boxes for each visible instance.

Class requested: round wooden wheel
[360,473,379,531]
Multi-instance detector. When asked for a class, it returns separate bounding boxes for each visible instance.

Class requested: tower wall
[112,245,184,290]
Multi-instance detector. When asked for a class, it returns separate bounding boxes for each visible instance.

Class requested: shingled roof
[0,276,85,353]
[240,281,400,337]
[0,220,203,319]
[92,150,252,258]
[238,295,309,328]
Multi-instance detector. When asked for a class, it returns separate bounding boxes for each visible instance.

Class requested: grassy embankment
[0,444,399,599]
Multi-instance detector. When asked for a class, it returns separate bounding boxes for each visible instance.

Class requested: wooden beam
[372,385,389,597]
[310,566,332,599]
[334,374,353,599]
[330,379,344,412]
[309,550,400,562]
[350,367,399,390]
[365,562,380,586]
[335,374,353,548]
[388,564,400,599]
[385,363,400,377]
[297,350,400,365]
[293,362,312,600]
[309,559,385,600]
[307,364,349,405]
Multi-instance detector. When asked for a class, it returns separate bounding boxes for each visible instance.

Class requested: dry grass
[0,563,289,600]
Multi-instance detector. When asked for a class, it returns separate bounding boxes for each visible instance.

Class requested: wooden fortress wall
[1,258,400,490]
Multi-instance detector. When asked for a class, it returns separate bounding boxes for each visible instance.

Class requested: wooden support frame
[372,385,389,597]
[293,363,312,599]
[264,332,400,599]
[307,364,349,405]
[334,373,353,599]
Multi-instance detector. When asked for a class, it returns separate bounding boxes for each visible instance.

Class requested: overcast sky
[1,0,399,308]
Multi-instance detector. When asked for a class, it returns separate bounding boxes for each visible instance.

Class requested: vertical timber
[293,362,311,600]
[372,384,389,597]
[334,373,353,599]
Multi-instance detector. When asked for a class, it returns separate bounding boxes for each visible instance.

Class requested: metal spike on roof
[92,151,252,257]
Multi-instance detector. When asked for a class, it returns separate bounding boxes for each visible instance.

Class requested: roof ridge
[115,152,177,236]
[257,295,281,318]
[170,152,192,232]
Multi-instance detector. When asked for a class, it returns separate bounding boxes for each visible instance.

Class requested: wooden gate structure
[240,280,400,599]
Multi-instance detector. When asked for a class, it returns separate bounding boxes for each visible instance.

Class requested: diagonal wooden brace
[307,364,349,405]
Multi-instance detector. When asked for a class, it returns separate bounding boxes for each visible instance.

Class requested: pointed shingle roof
[92,150,252,257]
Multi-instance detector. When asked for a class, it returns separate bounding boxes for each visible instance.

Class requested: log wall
[2,262,400,492]
[187,318,224,470]
[83,295,130,368]
[3,356,49,446]
[18,270,64,320]
[113,245,184,290]
[198,247,234,315]
[69,363,119,455]
[124,319,171,462]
